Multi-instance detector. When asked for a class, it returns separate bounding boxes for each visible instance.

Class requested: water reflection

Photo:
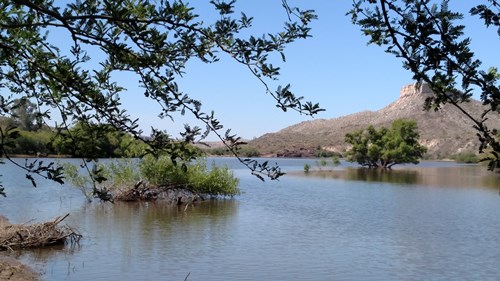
[4,159,500,280]
[305,165,500,189]
[344,168,418,184]
[38,199,239,280]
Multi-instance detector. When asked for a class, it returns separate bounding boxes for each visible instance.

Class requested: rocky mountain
[250,83,500,158]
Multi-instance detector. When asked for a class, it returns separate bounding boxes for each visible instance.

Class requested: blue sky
[106,1,500,141]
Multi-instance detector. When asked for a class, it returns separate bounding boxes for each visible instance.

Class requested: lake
[1,158,500,280]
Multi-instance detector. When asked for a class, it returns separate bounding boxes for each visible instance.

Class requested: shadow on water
[304,165,500,189]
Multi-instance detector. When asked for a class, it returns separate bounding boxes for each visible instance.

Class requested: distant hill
[249,83,500,158]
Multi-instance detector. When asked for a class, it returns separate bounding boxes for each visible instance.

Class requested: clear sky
[101,1,500,141]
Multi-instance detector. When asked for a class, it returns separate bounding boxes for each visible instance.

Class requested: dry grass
[0,214,81,251]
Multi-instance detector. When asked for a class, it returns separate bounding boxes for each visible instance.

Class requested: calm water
[2,158,500,280]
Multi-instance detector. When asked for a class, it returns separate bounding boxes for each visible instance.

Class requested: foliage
[207,147,231,156]
[345,119,427,168]
[238,146,261,158]
[317,158,329,170]
[321,156,341,169]
[140,155,239,196]
[65,156,240,201]
[51,122,149,158]
[332,155,341,166]
[9,98,41,132]
[186,160,240,197]
[303,163,310,174]
[9,130,53,155]
[349,0,500,171]
[140,155,188,187]
[453,152,479,163]
[0,0,321,195]
[0,116,149,157]
[314,149,340,158]
[100,159,141,189]
[304,156,340,174]
[62,162,94,202]
[206,145,260,157]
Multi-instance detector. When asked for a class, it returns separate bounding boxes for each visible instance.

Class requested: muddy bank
[113,184,205,204]
[0,256,39,281]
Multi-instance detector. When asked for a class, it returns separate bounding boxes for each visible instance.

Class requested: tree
[349,0,500,171]
[345,119,427,168]
[10,98,40,131]
[0,1,322,197]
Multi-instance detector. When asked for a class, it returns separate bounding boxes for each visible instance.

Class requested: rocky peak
[399,83,433,99]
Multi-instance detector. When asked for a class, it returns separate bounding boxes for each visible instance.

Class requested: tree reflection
[344,168,419,184]
[304,165,500,189]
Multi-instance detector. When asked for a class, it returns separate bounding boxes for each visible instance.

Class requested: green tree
[0,0,321,197]
[345,119,427,168]
[11,130,53,155]
[10,98,40,132]
[349,0,500,171]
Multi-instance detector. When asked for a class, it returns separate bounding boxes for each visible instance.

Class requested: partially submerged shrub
[303,163,310,174]
[62,162,94,202]
[65,156,240,201]
[187,161,240,196]
[140,155,239,197]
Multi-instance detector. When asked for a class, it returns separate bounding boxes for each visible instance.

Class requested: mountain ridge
[249,83,499,158]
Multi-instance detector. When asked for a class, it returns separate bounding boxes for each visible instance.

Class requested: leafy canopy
[0,0,322,197]
[349,0,500,171]
[345,119,427,168]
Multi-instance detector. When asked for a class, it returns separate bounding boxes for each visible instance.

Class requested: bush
[65,156,240,200]
[102,159,141,188]
[453,152,479,163]
[140,156,239,197]
[62,162,94,202]
[239,146,261,157]
[303,163,310,174]
[187,161,240,196]
[139,155,188,186]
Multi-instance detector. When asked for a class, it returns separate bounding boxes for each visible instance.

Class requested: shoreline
[0,255,40,281]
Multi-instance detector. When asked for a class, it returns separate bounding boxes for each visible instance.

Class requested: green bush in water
[65,156,240,200]
[139,155,240,197]
[303,163,310,174]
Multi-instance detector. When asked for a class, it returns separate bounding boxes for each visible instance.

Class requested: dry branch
[0,214,81,251]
